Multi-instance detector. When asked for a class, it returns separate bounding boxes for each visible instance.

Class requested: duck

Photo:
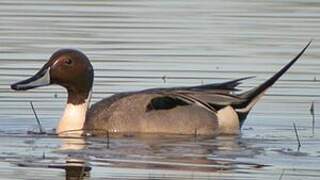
[11,42,311,136]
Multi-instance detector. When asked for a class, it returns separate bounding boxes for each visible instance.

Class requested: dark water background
[0,0,319,179]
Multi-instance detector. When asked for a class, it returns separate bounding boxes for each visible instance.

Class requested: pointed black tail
[235,41,311,124]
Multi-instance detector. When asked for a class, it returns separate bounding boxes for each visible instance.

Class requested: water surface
[0,0,320,179]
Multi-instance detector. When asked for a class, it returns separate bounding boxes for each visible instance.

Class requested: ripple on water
[0,0,320,179]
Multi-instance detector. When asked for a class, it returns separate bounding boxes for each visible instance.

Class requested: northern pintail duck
[11,42,311,136]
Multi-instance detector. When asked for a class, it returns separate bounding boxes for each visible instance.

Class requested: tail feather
[235,41,311,115]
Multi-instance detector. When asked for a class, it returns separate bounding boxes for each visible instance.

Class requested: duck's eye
[64,59,72,65]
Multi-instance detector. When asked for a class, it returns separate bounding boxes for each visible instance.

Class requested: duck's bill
[11,67,51,91]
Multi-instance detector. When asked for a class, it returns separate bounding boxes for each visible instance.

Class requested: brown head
[11,49,94,105]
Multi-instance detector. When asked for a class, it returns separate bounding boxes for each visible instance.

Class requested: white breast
[56,91,91,136]
[56,103,87,136]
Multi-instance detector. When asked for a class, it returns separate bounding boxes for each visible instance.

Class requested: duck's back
[85,91,220,135]
[84,77,252,135]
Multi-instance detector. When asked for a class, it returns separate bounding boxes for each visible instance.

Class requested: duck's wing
[90,76,251,115]
[145,76,253,112]
[145,80,250,114]
[183,76,254,92]
[138,76,252,114]
[146,90,244,113]
[147,76,253,93]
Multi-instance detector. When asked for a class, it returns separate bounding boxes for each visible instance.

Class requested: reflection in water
[7,135,92,180]
[83,135,266,173]
[59,137,91,179]
[59,135,263,178]
[59,137,88,151]
[0,132,318,179]
[65,159,91,180]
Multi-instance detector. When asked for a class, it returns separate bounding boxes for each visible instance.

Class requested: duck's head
[11,49,94,104]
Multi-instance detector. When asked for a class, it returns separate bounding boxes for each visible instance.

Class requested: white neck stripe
[56,90,91,136]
